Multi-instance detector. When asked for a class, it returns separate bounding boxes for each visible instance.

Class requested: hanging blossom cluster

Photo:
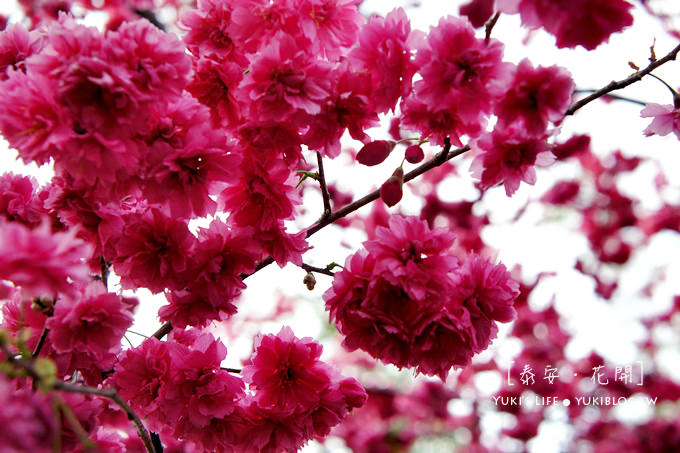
[112,327,365,452]
[324,216,520,380]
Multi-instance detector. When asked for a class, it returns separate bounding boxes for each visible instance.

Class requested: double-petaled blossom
[293,0,364,60]
[140,95,241,219]
[0,376,54,453]
[237,33,332,121]
[495,59,574,135]
[470,124,555,196]
[0,173,45,227]
[0,219,91,298]
[348,8,418,113]
[303,63,379,158]
[0,23,43,80]
[411,15,511,133]
[324,215,520,379]
[104,207,196,293]
[496,0,634,50]
[113,327,365,453]
[46,282,137,358]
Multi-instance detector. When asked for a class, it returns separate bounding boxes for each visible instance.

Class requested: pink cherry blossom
[105,208,196,293]
[238,33,332,120]
[242,326,332,414]
[348,8,418,113]
[302,65,379,158]
[293,0,364,60]
[187,57,243,128]
[181,0,246,65]
[640,103,680,140]
[0,376,54,453]
[47,282,137,357]
[497,0,634,50]
[0,173,45,227]
[0,219,91,298]
[413,16,511,122]
[495,59,574,135]
[0,23,43,80]
[471,124,555,196]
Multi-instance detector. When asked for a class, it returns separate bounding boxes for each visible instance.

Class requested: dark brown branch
[485,12,501,44]
[0,341,156,453]
[32,327,49,357]
[566,42,680,115]
[300,263,335,277]
[316,152,332,220]
[220,367,242,373]
[151,322,173,340]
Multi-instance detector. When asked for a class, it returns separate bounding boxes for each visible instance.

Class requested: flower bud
[405,145,424,164]
[356,140,397,166]
[380,167,404,207]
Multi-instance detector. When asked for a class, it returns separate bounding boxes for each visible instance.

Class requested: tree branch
[316,152,332,220]
[32,327,49,357]
[566,42,680,115]
[0,341,157,453]
[300,263,335,277]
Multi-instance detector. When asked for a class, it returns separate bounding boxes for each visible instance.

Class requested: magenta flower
[219,154,301,231]
[106,208,196,293]
[47,282,137,358]
[0,23,43,80]
[413,15,511,122]
[471,124,555,196]
[181,0,246,64]
[243,326,332,415]
[349,8,418,113]
[112,338,172,423]
[0,220,91,299]
[325,215,519,379]
[294,0,364,60]
[0,376,54,453]
[497,0,633,50]
[640,103,680,140]
[238,33,331,120]
[495,59,574,135]
[0,173,44,227]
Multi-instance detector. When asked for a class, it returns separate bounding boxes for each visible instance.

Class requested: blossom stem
[316,152,332,220]
[300,263,335,277]
[572,89,646,106]
[32,327,49,357]
[0,341,157,453]
[485,12,501,44]
[565,42,680,115]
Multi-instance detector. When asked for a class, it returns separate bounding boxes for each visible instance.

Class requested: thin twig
[485,12,501,44]
[573,89,647,106]
[300,263,335,277]
[0,342,157,453]
[316,152,332,220]
[565,42,680,115]
[32,327,49,357]
[220,367,242,373]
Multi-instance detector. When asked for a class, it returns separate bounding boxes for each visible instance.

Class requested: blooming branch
[566,42,680,115]
[0,340,157,453]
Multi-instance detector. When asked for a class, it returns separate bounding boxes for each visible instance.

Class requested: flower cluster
[112,327,366,452]
[324,215,519,379]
